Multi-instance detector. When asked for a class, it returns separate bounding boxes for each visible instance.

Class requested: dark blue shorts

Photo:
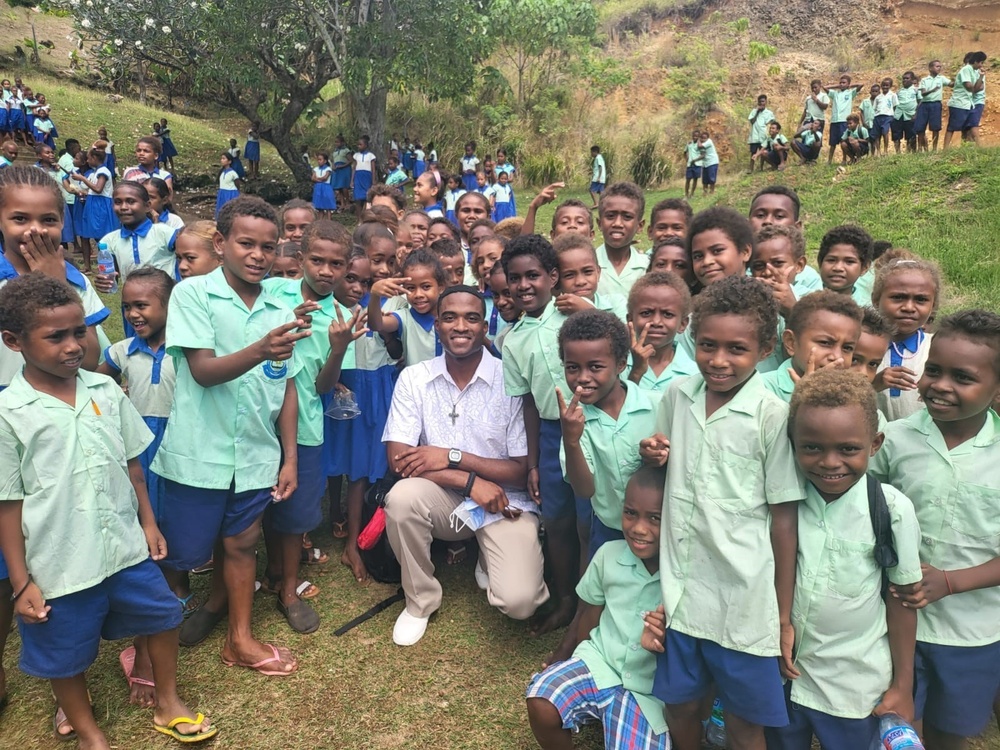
[160,480,272,571]
[0,548,7,580]
[589,515,624,560]
[18,559,181,679]
[265,444,325,535]
[749,142,762,156]
[685,165,702,180]
[891,118,915,142]
[966,103,984,129]
[764,681,878,750]
[652,629,788,727]
[828,122,848,146]
[873,115,893,137]
[915,101,943,133]
[914,639,1000,737]
[702,165,718,185]
[539,418,590,522]
[947,106,975,132]
[590,181,605,194]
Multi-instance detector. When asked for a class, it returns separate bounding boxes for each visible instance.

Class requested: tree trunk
[136,58,147,106]
[267,126,312,183]
[352,86,387,177]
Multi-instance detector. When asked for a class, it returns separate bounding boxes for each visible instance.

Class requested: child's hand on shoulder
[641,605,666,653]
[15,580,50,624]
[556,387,586,446]
[329,305,368,353]
[371,277,409,299]
[554,293,594,315]
[639,434,670,467]
[873,365,917,392]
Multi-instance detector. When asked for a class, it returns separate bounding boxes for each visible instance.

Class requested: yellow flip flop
[153,713,218,744]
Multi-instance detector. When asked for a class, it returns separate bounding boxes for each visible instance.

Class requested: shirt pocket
[826,537,878,599]
[468,416,508,458]
[948,481,1000,544]
[706,449,761,512]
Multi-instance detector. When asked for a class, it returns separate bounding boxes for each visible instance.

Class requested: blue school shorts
[539,418,590,522]
[527,658,670,750]
[265,444,324,535]
[914,101,943,133]
[764,681,878,750]
[914,639,1000,737]
[828,122,848,147]
[589,516,624,560]
[873,114,894,137]
[702,164,719,185]
[652,629,788,727]
[159,480,273,571]
[685,165,702,180]
[748,142,762,156]
[590,181,605,194]
[947,106,975,132]
[966,103,984,129]
[891,118,915,142]
[18,559,181,679]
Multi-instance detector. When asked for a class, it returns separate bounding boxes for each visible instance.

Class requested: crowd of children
[0,68,997,750]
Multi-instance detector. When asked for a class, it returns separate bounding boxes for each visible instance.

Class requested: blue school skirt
[353,170,372,201]
[244,140,260,161]
[493,197,516,223]
[322,365,397,483]
[402,152,414,172]
[331,165,351,190]
[0,109,8,132]
[79,195,118,239]
[26,113,35,133]
[312,182,337,210]
[104,151,117,175]
[413,159,425,179]
[62,202,76,245]
[72,199,86,239]
[160,135,177,159]
[8,109,24,132]
[215,188,240,219]
[230,156,245,179]
[140,415,168,522]
[462,173,478,192]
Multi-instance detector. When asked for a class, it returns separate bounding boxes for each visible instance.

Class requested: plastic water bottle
[96,242,118,294]
[870,713,925,749]
[705,697,726,747]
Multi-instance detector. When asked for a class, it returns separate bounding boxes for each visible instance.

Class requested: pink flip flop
[220,644,297,677]
[119,646,155,688]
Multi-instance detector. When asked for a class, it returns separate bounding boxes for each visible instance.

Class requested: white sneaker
[392,608,429,646]
[474,558,489,591]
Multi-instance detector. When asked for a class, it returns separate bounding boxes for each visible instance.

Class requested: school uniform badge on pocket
[262,360,288,380]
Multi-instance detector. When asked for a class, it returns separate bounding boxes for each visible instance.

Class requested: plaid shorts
[527,658,670,750]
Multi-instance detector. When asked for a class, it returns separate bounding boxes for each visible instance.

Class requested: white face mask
[449,496,538,533]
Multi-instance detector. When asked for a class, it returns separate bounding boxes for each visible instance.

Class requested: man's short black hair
[437,284,486,316]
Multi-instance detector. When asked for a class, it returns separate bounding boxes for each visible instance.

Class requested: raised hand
[329,304,369,353]
[628,322,655,379]
[257,319,311,362]
[556,386,586,447]
[639,433,670,467]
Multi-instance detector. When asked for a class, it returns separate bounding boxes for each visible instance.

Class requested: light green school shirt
[764,133,789,149]
[869,409,1000,646]
[592,153,606,184]
[919,75,951,103]
[791,480,922,719]
[0,371,153,599]
[843,125,870,141]
[629,342,699,396]
[685,142,701,167]
[574,539,667,736]
[151,267,301,492]
[748,107,776,143]
[793,265,823,298]
[948,65,978,110]
[761,364,796,402]
[501,299,570,421]
[804,91,831,121]
[559,382,656,530]
[829,88,858,123]
[973,79,985,107]
[894,87,919,121]
[699,139,720,167]
[592,292,628,322]
[595,244,648,298]
[656,374,805,656]
[855,267,874,304]
[266,278,356,447]
[860,98,876,128]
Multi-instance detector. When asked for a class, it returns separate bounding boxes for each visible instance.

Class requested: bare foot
[528,596,576,637]
[341,543,370,584]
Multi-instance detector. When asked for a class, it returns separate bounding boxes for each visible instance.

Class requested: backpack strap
[866,474,899,601]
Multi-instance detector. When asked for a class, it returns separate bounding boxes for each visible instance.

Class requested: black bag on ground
[358,477,401,585]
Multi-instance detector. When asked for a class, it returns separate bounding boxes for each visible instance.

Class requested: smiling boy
[595,182,647,298]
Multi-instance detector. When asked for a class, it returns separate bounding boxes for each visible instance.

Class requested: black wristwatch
[463,471,477,497]
[448,448,463,469]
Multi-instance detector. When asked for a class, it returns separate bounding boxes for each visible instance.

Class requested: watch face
[449,449,461,463]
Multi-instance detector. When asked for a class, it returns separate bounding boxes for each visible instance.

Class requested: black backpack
[866,474,899,601]
[358,477,402,585]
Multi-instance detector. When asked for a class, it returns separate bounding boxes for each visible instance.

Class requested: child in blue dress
[444,174,466,225]
[310,152,337,218]
[244,122,260,180]
[330,133,352,207]
[158,118,177,172]
[97,126,117,175]
[413,140,426,179]
[226,138,245,178]
[461,141,480,192]
[492,170,516,222]
[73,146,118,268]
[351,135,377,219]
[215,152,241,219]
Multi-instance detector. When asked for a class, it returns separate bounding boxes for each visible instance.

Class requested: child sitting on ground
[526,466,669,750]
[840,113,870,163]
[0,273,216,747]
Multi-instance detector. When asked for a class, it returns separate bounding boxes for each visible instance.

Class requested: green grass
[0,67,292,180]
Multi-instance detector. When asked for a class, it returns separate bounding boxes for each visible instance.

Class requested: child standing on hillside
[310,152,336,219]
[351,135,377,220]
[683,130,702,198]
[461,141,480,192]
[823,75,865,165]
[747,94,775,172]
[697,130,719,194]
[892,71,920,153]
[945,51,986,150]
[800,79,831,133]
[215,152,242,219]
[860,84,880,154]
[589,145,606,207]
[916,60,951,151]
[874,79,898,156]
